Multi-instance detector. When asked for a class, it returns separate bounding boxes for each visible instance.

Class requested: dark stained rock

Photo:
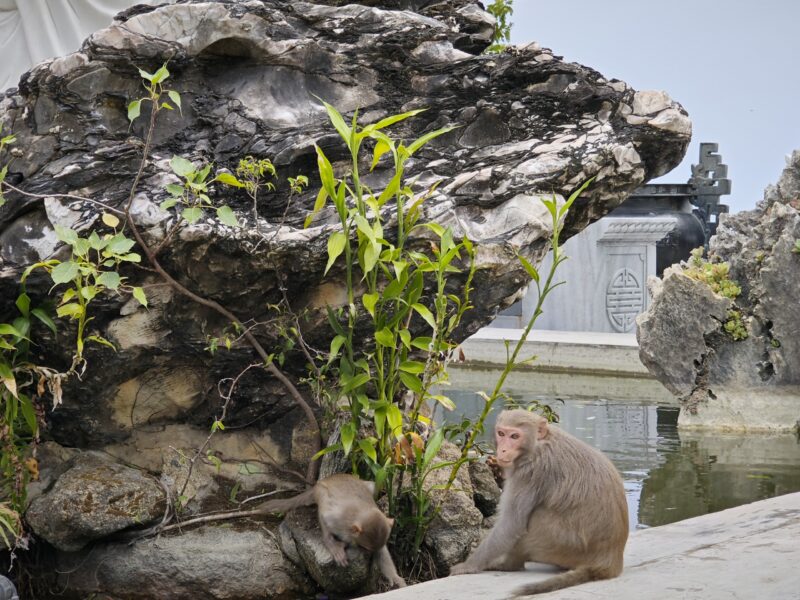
[53,525,314,599]
[26,452,166,551]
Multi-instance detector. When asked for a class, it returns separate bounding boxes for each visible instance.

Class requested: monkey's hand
[449,562,480,576]
[329,545,348,567]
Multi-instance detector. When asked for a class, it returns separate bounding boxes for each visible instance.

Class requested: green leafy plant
[684,247,741,299]
[22,216,146,366]
[0,122,16,208]
[486,0,514,53]
[792,239,800,255]
[161,156,239,227]
[724,309,748,341]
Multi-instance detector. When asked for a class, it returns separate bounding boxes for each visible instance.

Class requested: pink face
[495,425,525,468]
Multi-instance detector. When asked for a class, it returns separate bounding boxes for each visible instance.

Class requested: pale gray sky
[511,1,800,213]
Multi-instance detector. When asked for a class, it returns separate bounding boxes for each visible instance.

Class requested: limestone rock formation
[637,151,800,431]
[0,0,691,594]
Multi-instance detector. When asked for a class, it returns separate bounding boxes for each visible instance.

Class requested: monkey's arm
[377,546,406,588]
[450,486,536,575]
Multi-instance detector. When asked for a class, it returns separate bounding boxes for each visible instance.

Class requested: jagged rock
[637,151,800,431]
[26,452,166,551]
[0,0,690,593]
[53,525,314,599]
[468,460,501,517]
[278,506,380,595]
[422,441,483,573]
[0,0,689,451]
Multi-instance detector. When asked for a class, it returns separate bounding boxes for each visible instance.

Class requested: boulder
[53,525,314,599]
[637,151,800,431]
[26,452,166,551]
[468,459,502,517]
[0,0,689,452]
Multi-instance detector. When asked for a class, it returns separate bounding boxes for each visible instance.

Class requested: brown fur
[259,474,405,588]
[450,409,628,596]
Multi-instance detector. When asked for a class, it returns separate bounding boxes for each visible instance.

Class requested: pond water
[439,366,800,530]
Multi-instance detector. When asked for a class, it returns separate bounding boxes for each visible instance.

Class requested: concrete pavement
[366,492,800,599]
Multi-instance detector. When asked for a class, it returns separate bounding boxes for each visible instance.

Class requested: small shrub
[684,247,741,299]
[723,310,748,341]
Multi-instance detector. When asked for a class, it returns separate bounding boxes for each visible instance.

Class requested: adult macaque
[450,409,628,596]
[259,474,406,588]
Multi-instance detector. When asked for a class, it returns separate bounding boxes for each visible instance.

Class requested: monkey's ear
[537,419,548,440]
[351,523,362,535]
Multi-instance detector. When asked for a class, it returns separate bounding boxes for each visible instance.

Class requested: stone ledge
[366,492,800,599]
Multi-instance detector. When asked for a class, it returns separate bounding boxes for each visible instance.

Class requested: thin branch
[1,181,124,215]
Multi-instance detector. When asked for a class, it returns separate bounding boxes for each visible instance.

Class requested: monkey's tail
[512,566,595,597]
[257,488,316,514]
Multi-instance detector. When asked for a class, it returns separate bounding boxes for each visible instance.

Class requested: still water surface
[440,367,800,530]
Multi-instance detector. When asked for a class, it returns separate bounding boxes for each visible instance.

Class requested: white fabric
[0,0,155,91]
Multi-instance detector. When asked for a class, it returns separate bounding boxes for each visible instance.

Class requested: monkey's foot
[449,562,479,576]
[329,546,348,567]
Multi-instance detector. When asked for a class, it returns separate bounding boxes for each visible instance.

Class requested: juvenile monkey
[450,409,628,596]
[259,474,406,588]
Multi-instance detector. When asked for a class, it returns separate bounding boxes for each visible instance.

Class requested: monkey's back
[524,426,628,571]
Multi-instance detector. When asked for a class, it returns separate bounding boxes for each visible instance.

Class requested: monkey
[259,473,406,588]
[450,409,628,596]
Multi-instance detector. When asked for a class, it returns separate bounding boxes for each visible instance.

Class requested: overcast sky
[511,1,800,213]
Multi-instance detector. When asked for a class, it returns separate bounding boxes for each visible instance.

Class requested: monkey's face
[495,425,526,468]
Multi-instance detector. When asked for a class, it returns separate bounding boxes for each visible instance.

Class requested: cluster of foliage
[684,247,742,299]
[302,100,586,569]
[683,248,748,341]
[486,0,514,53]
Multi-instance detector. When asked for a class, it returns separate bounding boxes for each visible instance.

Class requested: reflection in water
[441,367,800,530]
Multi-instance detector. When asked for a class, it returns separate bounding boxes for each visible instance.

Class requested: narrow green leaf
[371,139,392,172]
[358,439,377,463]
[375,327,394,347]
[325,231,347,275]
[560,178,594,217]
[31,308,56,334]
[340,422,357,456]
[138,68,154,82]
[311,443,343,462]
[399,370,423,393]
[315,145,338,200]
[412,303,436,330]
[407,125,458,155]
[422,428,445,469]
[328,334,346,364]
[86,335,117,351]
[399,329,411,350]
[216,205,239,227]
[518,254,540,282]
[18,393,37,435]
[370,109,426,132]
[318,98,352,146]
[0,324,23,338]
[341,372,370,394]
[304,187,329,229]
[399,360,426,374]
[386,404,403,438]
[429,394,456,411]
[15,293,30,317]
[215,172,243,188]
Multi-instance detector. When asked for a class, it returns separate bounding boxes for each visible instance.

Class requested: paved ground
[366,492,800,600]
[460,328,649,377]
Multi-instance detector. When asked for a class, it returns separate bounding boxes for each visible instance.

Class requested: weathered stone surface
[26,452,166,551]
[637,151,800,431]
[54,525,314,599]
[279,505,380,594]
[636,268,731,397]
[0,0,689,452]
[467,460,501,517]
